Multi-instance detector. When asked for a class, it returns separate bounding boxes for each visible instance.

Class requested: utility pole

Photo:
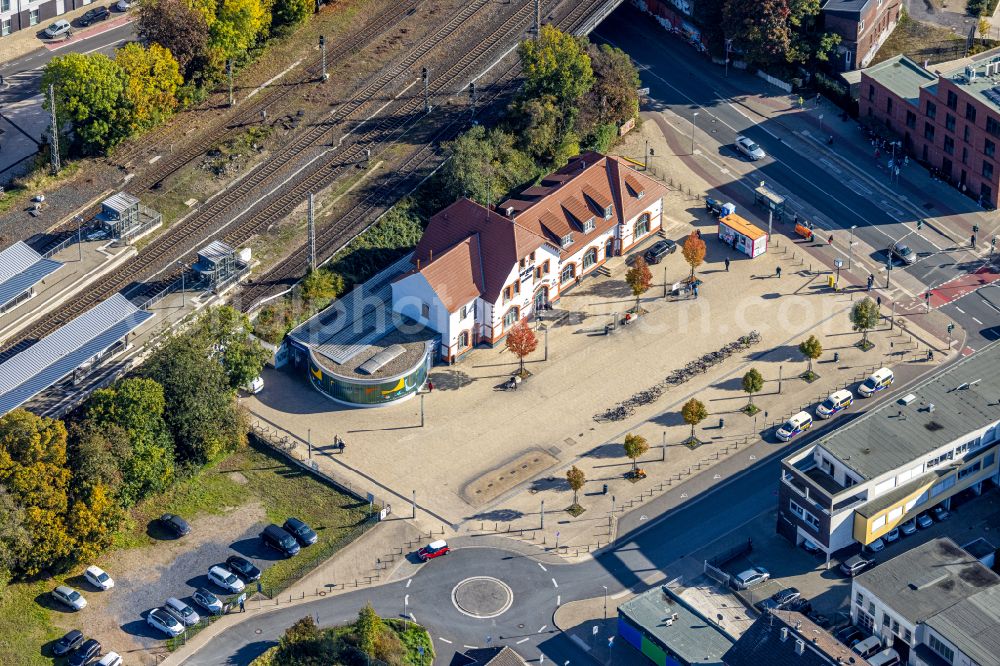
[227,59,234,107]
[848,225,857,269]
[421,67,430,114]
[307,193,316,271]
[534,0,541,39]
[469,81,476,115]
[320,36,328,81]
[411,490,416,519]
[540,499,545,529]
[48,84,60,174]
[691,111,699,155]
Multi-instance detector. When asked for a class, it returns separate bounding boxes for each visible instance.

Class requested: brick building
[822,0,903,71]
[860,51,1000,207]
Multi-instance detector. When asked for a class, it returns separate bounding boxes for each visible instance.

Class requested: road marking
[557,595,561,606]
[955,306,966,314]
[463,645,477,649]
[537,563,547,572]
[438,637,453,644]
[406,578,412,588]
[612,588,631,599]
[551,578,558,588]
[973,317,984,325]
[517,637,530,644]
[409,612,416,622]
[537,625,548,633]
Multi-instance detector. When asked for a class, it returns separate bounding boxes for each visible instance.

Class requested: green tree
[356,602,383,657]
[0,488,29,591]
[851,297,880,348]
[681,398,708,441]
[192,306,270,390]
[566,465,586,506]
[116,42,183,132]
[622,433,649,475]
[300,268,345,306]
[42,52,129,155]
[67,484,122,562]
[442,125,537,206]
[723,0,792,66]
[625,256,652,312]
[211,0,273,62]
[583,122,617,154]
[139,334,247,465]
[979,15,991,43]
[67,420,123,495]
[515,94,569,166]
[0,410,73,576]
[798,334,823,376]
[136,0,211,79]
[742,368,764,410]
[272,0,312,33]
[518,25,594,110]
[579,43,640,131]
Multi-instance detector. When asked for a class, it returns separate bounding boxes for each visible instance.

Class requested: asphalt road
[0,20,136,105]
[593,6,997,348]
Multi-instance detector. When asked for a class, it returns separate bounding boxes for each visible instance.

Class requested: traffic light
[917,219,923,230]
[992,235,997,249]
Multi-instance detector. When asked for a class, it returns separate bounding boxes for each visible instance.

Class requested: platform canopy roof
[0,241,63,311]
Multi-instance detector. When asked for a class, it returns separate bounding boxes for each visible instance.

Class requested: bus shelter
[719,213,767,258]
[754,183,785,221]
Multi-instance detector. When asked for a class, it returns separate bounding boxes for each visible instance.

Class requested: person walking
[775,266,782,279]
[239,594,246,613]
[692,283,699,299]
[876,295,882,309]
[724,257,730,272]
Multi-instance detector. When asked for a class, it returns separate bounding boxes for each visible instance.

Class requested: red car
[417,540,450,561]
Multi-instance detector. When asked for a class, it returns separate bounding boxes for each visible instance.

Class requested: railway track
[3,0,617,355]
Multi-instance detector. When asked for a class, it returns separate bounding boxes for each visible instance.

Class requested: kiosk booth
[754,183,785,221]
[719,213,767,258]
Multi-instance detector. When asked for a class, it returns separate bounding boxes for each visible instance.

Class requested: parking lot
[702,484,1000,632]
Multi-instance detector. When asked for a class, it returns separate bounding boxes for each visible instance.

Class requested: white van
[97,653,123,666]
[777,411,813,442]
[868,648,901,666]
[852,636,883,658]
[816,389,853,419]
[859,368,893,397]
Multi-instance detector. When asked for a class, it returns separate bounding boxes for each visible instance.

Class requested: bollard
[719,417,725,429]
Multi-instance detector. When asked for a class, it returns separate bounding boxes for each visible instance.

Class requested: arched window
[458,330,470,348]
[503,307,520,329]
[635,213,651,238]
[582,247,598,270]
[560,263,576,283]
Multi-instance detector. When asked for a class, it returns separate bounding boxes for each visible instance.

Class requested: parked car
[53,585,87,611]
[192,587,224,615]
[889,242,916,265]
[835,625,865,647]
[78,6,111,26]
[84,565,114,590]
[900,519,917,536]
[53,629,85,656]
[147,607,183,637]
[283,517,318,546]
[226,555,261,582]
[776,411,813,442]
[801,539,822,554]
[883,527,900,543]
[643,239,677,265]
[97,652,123,666]
[67,638,101,666]
[115,0,132,9]
[261,523,300,557]
[866,537,886,554]
[858,368,893,397]
[788,597,813,614]
[84,227,108,241]
[732,566,770,589]
[43,20,72,38]
[417,539,450,561]
[158,513,190,537]
[917,513,934,529]
[869,648,902,666]
[243,376,264,394]
[816,389,853,419]
[841,554,873,577]
[164,597,200,626]
[932,505,950,521]
[853,636,884,659]
[735,135,766,160]
[208,565,245,593]
[761,587,800,610]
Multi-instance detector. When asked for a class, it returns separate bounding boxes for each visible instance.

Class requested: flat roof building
[851,537,1000,665]
[723,610,871,666]
[0,293,154,417]
[778,345,1000,557]
[0,241,63,314]
[618,585,735,665]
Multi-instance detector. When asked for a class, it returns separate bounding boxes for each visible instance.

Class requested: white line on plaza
[463,645,477,649]
[406,578,412,588]
[517,637,530,644]
[551,578,558,588]
[438,637,453,644]
[537,625,548,633]
[955,306,966,314]
[557,595,561,606]
[538,563,547,572]
[973,317,984,325]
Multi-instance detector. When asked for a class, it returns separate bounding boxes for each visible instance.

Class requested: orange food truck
[719,213,767,258]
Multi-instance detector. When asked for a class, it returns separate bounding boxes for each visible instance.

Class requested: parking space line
[537,625,548,633]
[463,644,477,649]
[538,563,547,572]
[551,578,558,588]
[406,578,412,588]
[438,637,453,644]
[517,637,530,644]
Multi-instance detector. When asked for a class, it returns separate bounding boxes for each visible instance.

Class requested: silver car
[164,597,200,626]
[52,585,87,611]
[43,20,72,38]
[147,607,183,637]
[733,566,770,589]
[735,135,766,161]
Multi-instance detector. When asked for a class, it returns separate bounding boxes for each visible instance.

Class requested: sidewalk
[0,7,132,65]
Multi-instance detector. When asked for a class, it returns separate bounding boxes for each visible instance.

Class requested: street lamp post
[602,586,608,620]
[404,594,409,621]
[76,215,83,261]
[176,260,186,307]
[848,225,857,270]
[724,39,732,78]
[691,112,699,155]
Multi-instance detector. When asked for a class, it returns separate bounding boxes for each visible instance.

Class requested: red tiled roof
[416,234,484,313]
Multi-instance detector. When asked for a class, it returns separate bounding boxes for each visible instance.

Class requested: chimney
[505,206,515,217]
[416,258,421,269]
[794,639,805,656]
[671,613,679,621]
[780,627,789,642]
[429,249,433,262]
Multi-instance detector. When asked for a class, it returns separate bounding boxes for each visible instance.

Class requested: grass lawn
[872,14,970,67]
[1,440,369,665]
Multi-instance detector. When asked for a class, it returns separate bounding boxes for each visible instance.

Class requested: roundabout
[451,576,514,618]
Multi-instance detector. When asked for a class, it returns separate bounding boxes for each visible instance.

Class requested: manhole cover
[452,576,514,619]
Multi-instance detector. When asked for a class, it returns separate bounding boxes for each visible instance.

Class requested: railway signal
[422,67,430,114]
[320,36,329,81]
[227,59,234,107]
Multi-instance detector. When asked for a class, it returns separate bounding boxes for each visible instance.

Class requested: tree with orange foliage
[625,256,653,312]
[682,231,707,279]
[505,319,538,376]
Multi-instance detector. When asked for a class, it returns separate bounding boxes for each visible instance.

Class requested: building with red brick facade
[860,51,1000,207]
[822,0,902,71]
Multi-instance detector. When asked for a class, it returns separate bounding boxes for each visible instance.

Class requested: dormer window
[603,205,613,220]
[636,190,645,199]
[560,233,574,248]
[583,218,595,233]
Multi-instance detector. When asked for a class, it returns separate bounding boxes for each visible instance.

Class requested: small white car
[164,597,200,626]
[84,565,114,591]
[43,20,72,39]
[97,652,123,666]
[776,411,813,442]
[735,135,766,161]
[147,607,183,637]
[208,565,245,593]
[733,566,770,589]
[866,537,886,553]
[52,585,87,611]
[243,376,264,394]
[115,0,132,9]
[192,587,224,614]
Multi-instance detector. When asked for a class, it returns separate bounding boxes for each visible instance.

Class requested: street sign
[834,259,843,269]
[636,87,650,96]
[593,626,599,636]
[608,637,615,647]
[367,492,375,504]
